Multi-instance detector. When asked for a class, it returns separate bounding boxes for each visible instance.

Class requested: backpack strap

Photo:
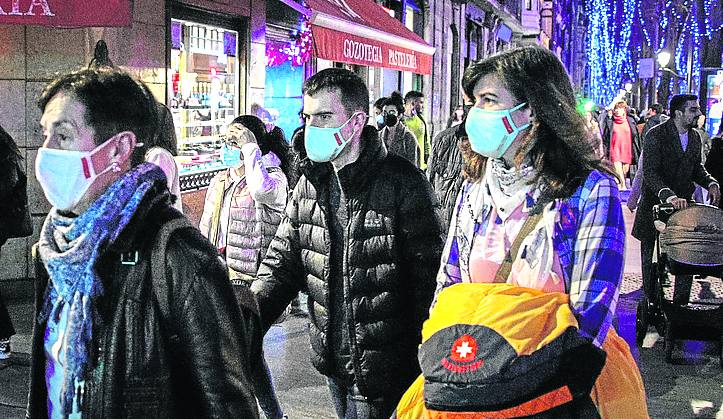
[494,212,544,283]
[150,216,194,336]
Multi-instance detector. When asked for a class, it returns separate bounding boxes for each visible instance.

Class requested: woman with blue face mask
[199,115,291,419]
[426,46,647,417]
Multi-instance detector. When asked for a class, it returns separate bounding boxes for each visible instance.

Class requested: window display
[169,19,240,178]
[704,69,722,137]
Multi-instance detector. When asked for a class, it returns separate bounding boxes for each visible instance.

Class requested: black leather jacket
[428,123,465,232]
[27,186,259,418]
[252,126,444,399]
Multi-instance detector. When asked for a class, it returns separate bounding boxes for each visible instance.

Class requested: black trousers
[0,288,15,340]
[640,236,693,305]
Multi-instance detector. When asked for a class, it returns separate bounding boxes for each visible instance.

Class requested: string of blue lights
[585,0,721,105]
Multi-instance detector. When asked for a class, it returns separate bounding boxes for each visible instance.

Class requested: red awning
[0,0,131,28]
[306,0,435,75]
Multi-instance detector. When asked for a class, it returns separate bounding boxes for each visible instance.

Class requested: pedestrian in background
[604,101,640,190]
[200,114,290,419]
[446,104,466,128]
[28,68,259,418]
[402,90,430,169]
[705,123,723,209]
[88,39,183,212]
[373,97,386,131]
[252,68,444,418]
[585,110,605,158]
[641,103,668,140]
[428,97,471,231]
[380,92,419,167]
[632,94,720,307]
[0,125,33,360]
[693,114,713,203]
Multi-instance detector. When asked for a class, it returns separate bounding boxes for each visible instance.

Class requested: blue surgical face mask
[221,143,242,167]
[465,103,530,159]
[304,113,362,163]
[376,114,384,126]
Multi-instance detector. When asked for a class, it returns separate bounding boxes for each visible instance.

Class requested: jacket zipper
[343,199,368,398]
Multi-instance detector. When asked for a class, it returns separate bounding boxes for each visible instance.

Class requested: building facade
[0,0,589,293]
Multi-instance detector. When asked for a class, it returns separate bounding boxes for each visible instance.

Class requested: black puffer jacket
[28,185,259,418]
[252,126,444,399]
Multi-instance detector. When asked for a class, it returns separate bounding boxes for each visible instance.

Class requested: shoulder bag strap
[150,217,194,335]
[494,211,545,283]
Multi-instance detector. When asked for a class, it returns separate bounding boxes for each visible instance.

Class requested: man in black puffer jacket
[252,69,444,418]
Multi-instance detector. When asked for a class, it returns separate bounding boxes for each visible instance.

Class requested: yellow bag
[592,328,648,419]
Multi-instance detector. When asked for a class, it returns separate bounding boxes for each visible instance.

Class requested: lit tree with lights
[584,0,723,108]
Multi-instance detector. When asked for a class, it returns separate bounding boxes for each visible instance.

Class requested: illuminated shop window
[169,19,240,175]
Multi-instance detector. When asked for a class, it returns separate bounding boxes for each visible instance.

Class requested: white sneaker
[0,338,10,360]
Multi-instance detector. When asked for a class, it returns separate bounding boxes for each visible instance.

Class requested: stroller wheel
[636,298,649,346]
[664,321,674,363]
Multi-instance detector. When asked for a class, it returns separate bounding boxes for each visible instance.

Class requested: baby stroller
[636,203,723,364]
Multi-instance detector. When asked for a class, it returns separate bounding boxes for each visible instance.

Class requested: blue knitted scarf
[37,163,166,415]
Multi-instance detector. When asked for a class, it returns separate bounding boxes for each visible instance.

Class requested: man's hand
[225,123,257,148]
[709,183,721,207]
[670,197,688,210]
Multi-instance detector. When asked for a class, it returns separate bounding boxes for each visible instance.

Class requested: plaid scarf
[37,163,165,415]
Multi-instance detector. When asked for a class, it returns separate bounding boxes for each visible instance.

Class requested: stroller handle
[653,202,720,222]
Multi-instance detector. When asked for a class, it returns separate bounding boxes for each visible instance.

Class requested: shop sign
[313,25,432,75]
[0,0,131,27]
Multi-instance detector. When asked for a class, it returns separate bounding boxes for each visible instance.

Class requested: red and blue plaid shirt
[435,170,625,347]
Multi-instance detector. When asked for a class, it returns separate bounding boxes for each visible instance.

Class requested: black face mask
[384,114,398,127]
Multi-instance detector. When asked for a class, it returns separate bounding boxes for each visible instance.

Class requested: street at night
[1,0,723,417]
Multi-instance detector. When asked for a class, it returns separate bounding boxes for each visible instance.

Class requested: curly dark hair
[383,92,405,114]
[460,46,614,200]
[231,115,292,180]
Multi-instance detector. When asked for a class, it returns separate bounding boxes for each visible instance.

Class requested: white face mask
[35,136,121,212]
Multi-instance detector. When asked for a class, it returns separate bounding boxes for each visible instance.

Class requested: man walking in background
[403,90,430,169]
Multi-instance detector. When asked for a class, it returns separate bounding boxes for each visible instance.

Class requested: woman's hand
[225,123,257,148]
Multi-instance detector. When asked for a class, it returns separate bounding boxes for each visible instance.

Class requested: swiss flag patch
[450,334,478,363]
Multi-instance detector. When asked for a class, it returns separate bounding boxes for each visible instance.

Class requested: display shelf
[179,165,226,191]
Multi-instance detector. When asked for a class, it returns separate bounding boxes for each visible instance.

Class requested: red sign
[0,0,131,27]
[306,0,434,75]
[312,25,432,75]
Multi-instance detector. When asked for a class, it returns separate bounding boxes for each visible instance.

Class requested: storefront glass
[704,69,723,137]
[169,18,240,175]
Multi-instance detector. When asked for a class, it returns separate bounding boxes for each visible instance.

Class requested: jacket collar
[299,125,388,194]
[664,118,695,158]
[107,183,173,254]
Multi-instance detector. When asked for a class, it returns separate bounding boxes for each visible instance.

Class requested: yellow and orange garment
[396,283,648,419]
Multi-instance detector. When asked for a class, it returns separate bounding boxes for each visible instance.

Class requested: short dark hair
[373,97,387,112]
[460,46,613,199]
[38,68,158,166]
[383,92,405,114]
[669,94,698,115]
[649,103,663,114]
[404,90,424,103]
[302,68,369,118]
